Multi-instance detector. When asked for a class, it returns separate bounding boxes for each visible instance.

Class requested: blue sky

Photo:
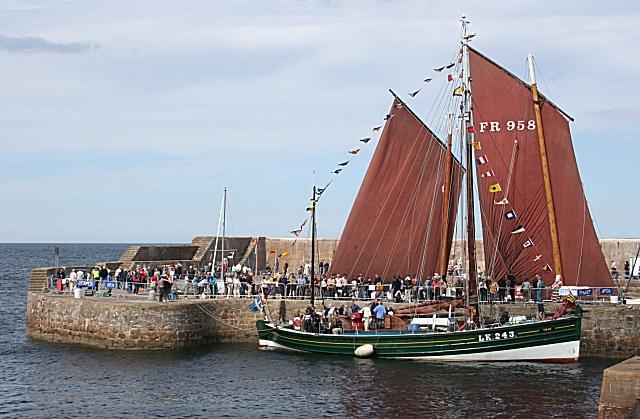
[0,0,638,242]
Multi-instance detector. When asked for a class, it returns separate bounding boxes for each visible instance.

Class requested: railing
[45,276,624,305]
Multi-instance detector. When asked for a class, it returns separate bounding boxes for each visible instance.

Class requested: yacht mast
[462,18,478,299]
[310,186,317,307]
[221,187,227,282]
[528,54,563,279]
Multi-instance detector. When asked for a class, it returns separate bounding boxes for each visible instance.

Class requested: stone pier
[26,291,640,356]
[598,356,640,418]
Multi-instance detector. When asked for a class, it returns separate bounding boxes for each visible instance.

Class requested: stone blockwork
[26,292,308,349]
[26,291,640,356]
[598,356,640,419]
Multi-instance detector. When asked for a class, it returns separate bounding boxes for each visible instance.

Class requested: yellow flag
[472,142,481,150]
[279,251,289,258]
[488,183,502,193]
[453,86,464,96]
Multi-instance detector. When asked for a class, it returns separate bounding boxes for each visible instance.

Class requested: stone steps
[29,268,51,292]
[237,238,258,266]
[118,246,141,269]
[191,236,215,262]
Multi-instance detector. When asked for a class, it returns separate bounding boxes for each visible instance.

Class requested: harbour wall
[26,292,640,357]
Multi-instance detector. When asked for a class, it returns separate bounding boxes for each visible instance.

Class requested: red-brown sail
[468,48,612,287]
[329,93,462,281]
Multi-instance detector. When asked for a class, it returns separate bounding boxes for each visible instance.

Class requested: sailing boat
[256,18,612,361]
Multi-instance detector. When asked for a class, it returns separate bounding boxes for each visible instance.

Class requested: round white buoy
[354,344,375,358]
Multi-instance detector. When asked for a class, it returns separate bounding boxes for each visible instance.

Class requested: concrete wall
[265,238,339,271]
[26,292,640,356]
[598,356,640,419]
[263,238,640,275]
[134,246,198,262]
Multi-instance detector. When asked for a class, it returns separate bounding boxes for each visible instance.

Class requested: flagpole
[310,186,316,307]
[528,53,563,279]
[221,187,227,286]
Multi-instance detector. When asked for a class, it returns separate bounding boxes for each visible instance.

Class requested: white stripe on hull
[387,340,580,362]
[258,338,580,362]
[258,339,307,352]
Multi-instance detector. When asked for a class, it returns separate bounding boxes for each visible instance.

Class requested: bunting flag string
[338,161,349,167]
[533,254,542,261]
[384,113,393,121]
[332,168,342,174]
[488,183,502,193]
[523,238,534,248]
[511,225,525,234]
[289,228,302,236]
[494,197,509,205]
[453,86,464,96]
[480,170,493,178]
[504,210,516,220]
[409,88,422,98]
[360,137,371,144]
[372,125,382,132]
[543,263,553,272]
[434,65,446,72]
[348,149,361,155]
[472,141,482,150]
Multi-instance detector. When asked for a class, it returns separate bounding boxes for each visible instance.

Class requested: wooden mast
[462,18,478,298]
[528,54,563,279]
[439,112,454,278]
[310,186,317,307]
[220,187,227,282]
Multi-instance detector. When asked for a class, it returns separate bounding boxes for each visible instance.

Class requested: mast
[221,187,227,281]
[462,18,478,297]
[528,54,563,279]
[439,112,454,279]
[310,186,316,307]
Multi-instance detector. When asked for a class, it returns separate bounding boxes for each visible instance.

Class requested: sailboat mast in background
[528,54,563,279]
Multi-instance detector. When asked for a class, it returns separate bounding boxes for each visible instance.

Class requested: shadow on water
[0,244,620,418]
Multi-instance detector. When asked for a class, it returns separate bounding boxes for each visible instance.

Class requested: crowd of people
[292,299,390,335]
[51,257,563,305]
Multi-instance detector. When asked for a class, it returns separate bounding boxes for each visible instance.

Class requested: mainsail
[329,93,462,281]
[468,47,612,287]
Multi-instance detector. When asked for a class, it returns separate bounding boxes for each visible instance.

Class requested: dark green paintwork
[256,314,581,359]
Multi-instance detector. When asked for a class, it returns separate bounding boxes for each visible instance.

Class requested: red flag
[467,126,475,134]
[348,149,360,155]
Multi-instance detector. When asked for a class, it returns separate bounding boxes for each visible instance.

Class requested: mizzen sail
[329,94,462,281]
[468,47,612,287]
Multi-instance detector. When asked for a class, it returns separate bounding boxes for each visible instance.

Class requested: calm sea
[0,243,616,418]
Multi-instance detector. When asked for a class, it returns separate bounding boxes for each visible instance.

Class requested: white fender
[354,344,375,358]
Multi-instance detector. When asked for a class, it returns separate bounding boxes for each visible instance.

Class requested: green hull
[256,315,581,362]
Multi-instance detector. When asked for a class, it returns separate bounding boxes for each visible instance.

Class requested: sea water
[0,243,615,418]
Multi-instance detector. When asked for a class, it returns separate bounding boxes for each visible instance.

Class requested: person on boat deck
[433,274,441,300]
[392,277,402,303]
[498,276,507,303]
[374,277,383,299]
[479,278,487,303]
[521,278,531,303]
[303,304,315,333]
[499,310,510,325]
[454,277,463,299]
[440,277,448,299]
[488,279,498,304]
[360,304,372,332]
[373,300,386,330]
[350,299,361,314]
[535,275,545,303]
[508,275,516,303]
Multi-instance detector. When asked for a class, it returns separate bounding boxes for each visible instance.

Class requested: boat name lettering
[478,120,536,133]
[478,330,516,342]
